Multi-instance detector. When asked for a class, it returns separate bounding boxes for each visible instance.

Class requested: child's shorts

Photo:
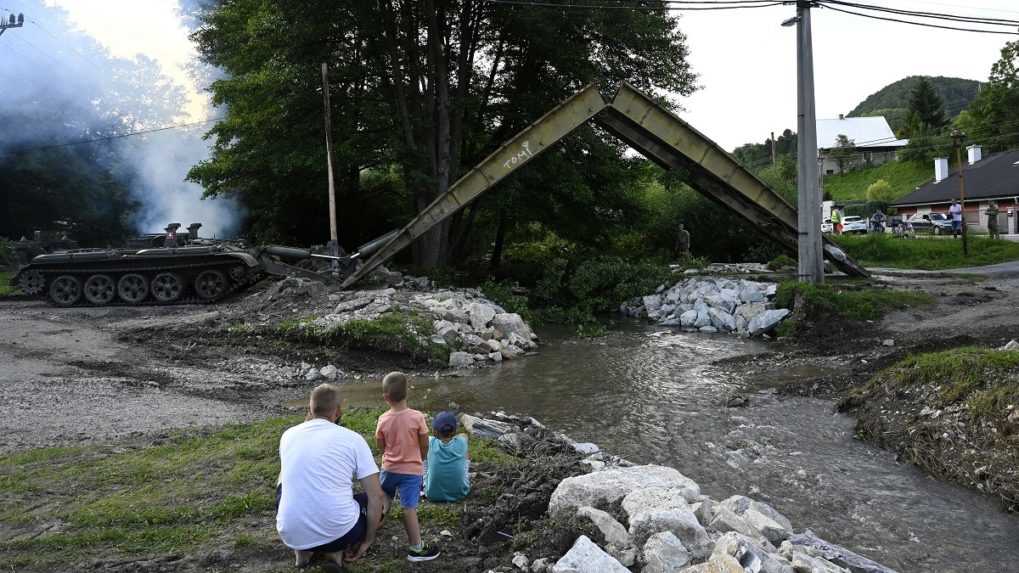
[380,471,422,509]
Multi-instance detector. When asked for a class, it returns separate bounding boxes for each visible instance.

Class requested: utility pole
[0,12,25,38]
[770,131,776,166]
[787,1,823,283]
[320,62,339,265]
[952,129,969,256]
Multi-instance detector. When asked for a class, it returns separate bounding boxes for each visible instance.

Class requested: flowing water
[340,323,1019,571]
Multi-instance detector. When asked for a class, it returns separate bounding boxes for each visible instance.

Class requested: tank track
[26,259,263,307]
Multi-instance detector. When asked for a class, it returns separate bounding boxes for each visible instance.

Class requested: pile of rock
[462,412,896,573]
[622,278,790,337]
[680,263,772,276]
[313,288,539,368]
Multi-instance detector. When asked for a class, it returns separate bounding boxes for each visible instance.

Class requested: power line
[11,117,224,153]
[819,3,1019,35]
[822,0,1019,27]
[487,0,785,11]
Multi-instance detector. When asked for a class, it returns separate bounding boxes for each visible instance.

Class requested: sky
[678,0,1019,150]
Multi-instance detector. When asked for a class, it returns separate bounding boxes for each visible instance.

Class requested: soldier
[164,223,181,248]
[986,202,1001,240]
[676,223,691,258]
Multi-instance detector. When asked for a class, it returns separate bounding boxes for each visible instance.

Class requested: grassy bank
[823,161,931,202]
[0,409,522,572]
[842,347,1019,509]
[836,234,1019,270]
[0,271,15,296]
[774,281,933,338]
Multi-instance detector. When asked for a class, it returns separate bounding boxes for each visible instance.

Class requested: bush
[767,254,795,271]
[866,179,896,203]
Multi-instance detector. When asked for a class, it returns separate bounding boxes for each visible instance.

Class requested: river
[342,322,1019,571]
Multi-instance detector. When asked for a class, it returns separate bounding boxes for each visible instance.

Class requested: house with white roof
[816,115,909,175]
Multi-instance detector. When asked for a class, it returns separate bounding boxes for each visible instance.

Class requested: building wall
[896,199,1019,233]
[821,150,898,176]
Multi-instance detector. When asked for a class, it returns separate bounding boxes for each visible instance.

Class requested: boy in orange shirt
[375,372,440,562]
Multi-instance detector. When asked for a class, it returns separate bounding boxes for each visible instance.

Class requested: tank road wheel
[83,274,116,305]
[228,265,247,283]
[151,272,184,303]
[18,270,46,295]
[194,269,227,301]
[48,275,82,306]
[117,274,149,304]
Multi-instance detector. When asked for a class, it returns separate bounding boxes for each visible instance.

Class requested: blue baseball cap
[432,411,458,433]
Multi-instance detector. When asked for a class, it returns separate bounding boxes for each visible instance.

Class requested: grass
[0,271,16,296]
[774,280,933,337]
[0,408,518,570]
[865,347,1019,422]
[823,160,931,202]
[264,310,450,363]
[836,234,1019,270]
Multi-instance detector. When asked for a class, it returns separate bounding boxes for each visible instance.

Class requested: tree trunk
[490,207,507,273]
[420,0,452,269]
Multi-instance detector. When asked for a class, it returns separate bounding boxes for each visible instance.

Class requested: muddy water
[341,323,1019,571]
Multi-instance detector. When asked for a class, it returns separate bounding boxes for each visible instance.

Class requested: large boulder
[748,308,791,337]
[492,313,537,341]
[718,496,793,545]
[448,351,475,369]
[643,531,690,573]
[549,466,700,516]
[779,541,851,573]
[621,487,692,519]
[708,308,736,332]
[467,301,497,330]
[629,509,710,555]
[575,506,631,548]
[712,532,793,573]
[708,507,775,550]
[551,535,629,573]
[680,310,699,328]
[785,531,899,573]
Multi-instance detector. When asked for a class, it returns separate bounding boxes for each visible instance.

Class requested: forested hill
[848,76,980,131]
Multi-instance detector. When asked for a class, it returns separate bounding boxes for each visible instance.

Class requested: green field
[823,160,931,202]
[837,234,1019,270]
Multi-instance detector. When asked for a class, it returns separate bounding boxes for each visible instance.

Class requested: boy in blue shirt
[423,411,470,503]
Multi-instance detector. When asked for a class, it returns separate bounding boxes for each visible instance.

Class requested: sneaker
[406,544,440,562]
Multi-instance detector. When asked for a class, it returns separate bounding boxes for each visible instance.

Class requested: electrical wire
[487,0,785,11]
[11,117,225,153]
[822,0,1019,27]
[818,3,1019,35]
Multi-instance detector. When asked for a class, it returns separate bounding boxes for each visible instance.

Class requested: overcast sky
[7,1,1019,151]
[679,0,1019,150]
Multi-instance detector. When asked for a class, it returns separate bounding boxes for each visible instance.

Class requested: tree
[907,77,948,135]
[961,40,1019,152]
[866,179,896,203]
[829,134,856,174]
[190,0,697,267]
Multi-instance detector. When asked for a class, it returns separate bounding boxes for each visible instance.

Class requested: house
[893,146,1019,234]
[816,115,909,175]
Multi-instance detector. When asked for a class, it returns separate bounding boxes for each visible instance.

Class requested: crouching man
[276,383,385,568]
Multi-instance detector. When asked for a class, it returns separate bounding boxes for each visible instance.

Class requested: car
[925,212,955,235]
[840,215,868,234]
[821,218,833,234]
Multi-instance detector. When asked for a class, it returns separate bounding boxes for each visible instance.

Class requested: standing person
[423,411,470,503]
[276,383,385,569]
[986,202,1001,240]
[949,201,963,238]
[831,208,843,235]
[675,223,691,258]
[375,372,441,562]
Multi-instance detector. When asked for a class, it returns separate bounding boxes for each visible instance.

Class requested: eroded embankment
[839,346,1019,511]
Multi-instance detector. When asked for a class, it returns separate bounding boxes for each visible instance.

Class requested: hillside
[849,76,981,132]
[823,160,932,203]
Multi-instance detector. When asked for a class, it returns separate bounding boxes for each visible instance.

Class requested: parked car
[821,218,833,234]
[905,213,954,235]
[841,215,868,234]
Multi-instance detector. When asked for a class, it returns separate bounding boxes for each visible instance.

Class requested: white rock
[485,339,502,352]
[492,313,536,341]
[692,499,715,526]
[629,509,710,555]
[622,487,691,519]
[708,308,736,332]
[449,351,474,368]
[531,558,553,573]
[304,368,322,382]
[489,351,503,363]
[467,301,497,330]
[510,331,536,350]
[1001,339,1019,351]
[700,326,718,334]
[748,309,791,337]
[573,443,600,455]
[513,552,531,571]
[576,506,631,548]
[779,541,851,573]
[551,535,629,573]
[463,333,490,353]
[785,531,899,573]
[881,339,895,347]
[644,295,664,313]
[643,531,690,573]
[680,310,699,327]
[718,496,793,545]
[319,364,338,380]
[500,344,525,360]
[709,507,775,550]
[549,465,700,516]
[608,545,638,567]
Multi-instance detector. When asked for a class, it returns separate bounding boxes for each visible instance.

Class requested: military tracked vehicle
[9,223,397,306]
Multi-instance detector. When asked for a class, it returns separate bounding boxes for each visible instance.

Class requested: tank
[9,223,400,306]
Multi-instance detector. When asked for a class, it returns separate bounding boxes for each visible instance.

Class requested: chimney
[838,114,845,120]
[967,144,982,165]
[934,157,950,183]
[187,222,202,242]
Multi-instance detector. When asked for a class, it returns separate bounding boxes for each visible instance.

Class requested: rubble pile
[622,278,790,337]
[260,279,540,368]
[463,413,897,573]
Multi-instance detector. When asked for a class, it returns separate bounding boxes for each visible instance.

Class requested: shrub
[865,179,896,203]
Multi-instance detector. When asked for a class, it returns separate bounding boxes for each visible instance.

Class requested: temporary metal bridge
[342,82,868,288]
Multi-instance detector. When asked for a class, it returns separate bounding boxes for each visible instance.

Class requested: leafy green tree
[829,134,856,174]
[190,0,696,267]
[907,77,948,135]
[866,179,896,203]
[961,40,1019,152]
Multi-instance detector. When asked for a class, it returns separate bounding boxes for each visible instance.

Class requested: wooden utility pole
[320,62,339,260]
[952,129,969,256]
[771,131,776,165]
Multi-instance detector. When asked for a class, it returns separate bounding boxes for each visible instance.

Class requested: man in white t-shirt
[949,201,963,237]
[276,383,384,568]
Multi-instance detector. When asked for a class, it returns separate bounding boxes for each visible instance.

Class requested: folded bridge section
[342,83,867,288]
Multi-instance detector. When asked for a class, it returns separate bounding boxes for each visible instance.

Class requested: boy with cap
[375,372,440,562]
[424,412,471,503]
